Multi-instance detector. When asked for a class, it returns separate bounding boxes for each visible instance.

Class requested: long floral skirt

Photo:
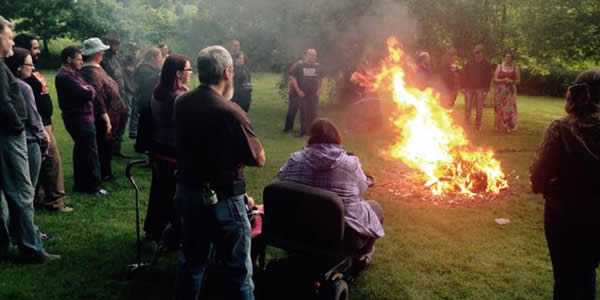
[494,84,518,132]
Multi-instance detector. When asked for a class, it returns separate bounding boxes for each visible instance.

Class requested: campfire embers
[356,37,509,200]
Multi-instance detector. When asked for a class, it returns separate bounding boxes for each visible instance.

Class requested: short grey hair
[197,45,233,85]
[0,16,12,34]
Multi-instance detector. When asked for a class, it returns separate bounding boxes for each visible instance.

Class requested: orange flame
[358,37,508,197]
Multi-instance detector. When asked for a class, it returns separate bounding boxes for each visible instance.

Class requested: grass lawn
[0,71,597,300]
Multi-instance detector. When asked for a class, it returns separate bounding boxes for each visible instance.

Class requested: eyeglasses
[183,68,192,72]
[23,63,34,68]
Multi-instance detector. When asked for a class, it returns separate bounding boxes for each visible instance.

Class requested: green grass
[0,71,596,299]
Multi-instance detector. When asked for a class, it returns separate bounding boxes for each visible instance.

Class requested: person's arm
[492,65,503,84]
[316,77,327,97]
[238,116,265,167]
[66,72,96,103]
[290,76,304,98]
[0,67,24,134]
[22,83,47,145]
[530,120,561,194]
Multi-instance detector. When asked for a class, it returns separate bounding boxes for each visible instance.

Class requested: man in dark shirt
[101,33,130,158]
[0,16,60,263]
[55,46,106,196]
[174,45,265,300]
[291,48,327,136]
[462,44,493,130]
[14,33,70,212]
[283,58,302,132]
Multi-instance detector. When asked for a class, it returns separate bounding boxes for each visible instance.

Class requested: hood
[292,143,346,171]
[564,115,600,161]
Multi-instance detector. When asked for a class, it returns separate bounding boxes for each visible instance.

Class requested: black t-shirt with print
[292,62,324,97]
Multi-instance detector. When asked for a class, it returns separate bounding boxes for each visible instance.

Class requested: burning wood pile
[355,37,509,203]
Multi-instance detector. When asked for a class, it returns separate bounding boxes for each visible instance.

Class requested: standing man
[101,32,130,158]
[55,46,107,196]
[174,45,265,300]
[0,16,60,263]
[132,46,162,151]
[121,42,139,140]
[290,48,327,136]
[14,33,71,212]
[158,43,169,60]
[462,44,493,130]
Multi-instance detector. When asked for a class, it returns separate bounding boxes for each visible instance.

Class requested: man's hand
[245,193,255,209]
[297,90,305,98]
[316,89,322,96]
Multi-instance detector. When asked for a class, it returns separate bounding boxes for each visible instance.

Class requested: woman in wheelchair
[278,118,384,268]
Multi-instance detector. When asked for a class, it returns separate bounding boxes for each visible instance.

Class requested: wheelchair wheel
[321,279,348,300]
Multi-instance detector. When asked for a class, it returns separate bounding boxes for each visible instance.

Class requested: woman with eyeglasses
[5,47,49,188]
[144,54,191,244]
[493,51,521,133]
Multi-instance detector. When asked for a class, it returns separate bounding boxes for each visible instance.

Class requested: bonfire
[353,37,508,201]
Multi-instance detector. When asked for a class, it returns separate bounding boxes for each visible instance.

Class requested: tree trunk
[42,38,50,59]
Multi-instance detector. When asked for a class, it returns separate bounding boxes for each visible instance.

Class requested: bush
[519,68,578,98]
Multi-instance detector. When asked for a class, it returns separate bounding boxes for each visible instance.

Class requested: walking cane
[126,159,150,275]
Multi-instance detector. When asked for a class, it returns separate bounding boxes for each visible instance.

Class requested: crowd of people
[0,13,597,300]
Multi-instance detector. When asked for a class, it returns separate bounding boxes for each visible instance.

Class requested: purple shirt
[278,143,384,238]
[55,67,96,123]
[17,79,45,144]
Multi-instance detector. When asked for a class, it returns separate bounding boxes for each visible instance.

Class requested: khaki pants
[35,125,65,208]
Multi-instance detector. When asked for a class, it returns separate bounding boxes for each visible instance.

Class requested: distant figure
[101,32,130,158]
[278,119,384,266]
[132,46,162,150]
[230,39,241,58]
[144,54,191,243]
[530,68,600,300]
[414,51,432,90]
[493,51,520,133]
[283,58,303,132]
[290,48,327,136]
[232,53,252,112]
[158,43,169,59]
[462,44,493,130]
[55,46,105,196]
[173,45,265,300]
[0,16,60,263]
[80,38,127,183]
[14,33,70,212]
[121,42,139,139]
[437,48,460,109]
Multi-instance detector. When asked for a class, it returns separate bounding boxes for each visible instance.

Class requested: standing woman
[530,69,600,300]
[493,51,520,132]
[232,53,252,112]
[80,38,127,182]
[144,55,191,242]
[5,47,48,188]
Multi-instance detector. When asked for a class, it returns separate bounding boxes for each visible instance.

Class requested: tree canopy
[1,0,598,74]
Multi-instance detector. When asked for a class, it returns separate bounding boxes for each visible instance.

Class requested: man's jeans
[464,89,487,128]
[27,142,42,187]
[0,132,44,257]
[299,95,319,135]
[129,93,139,138]
[284,94,300,131]
[174,184,254,300]
[64,120,101,192]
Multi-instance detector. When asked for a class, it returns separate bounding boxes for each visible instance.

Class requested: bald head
[304,48,317,64]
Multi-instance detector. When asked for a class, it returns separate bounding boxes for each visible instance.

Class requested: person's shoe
[40,232,55,242]
[56,205,74,213]
[295,133,305,137]
[94,189,109,196]
[19,251,61,264]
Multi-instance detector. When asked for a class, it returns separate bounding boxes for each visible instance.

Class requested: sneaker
[56,205,74,213]
[94,189,109,196]
[40,232,55,242]
[19,251,61,264]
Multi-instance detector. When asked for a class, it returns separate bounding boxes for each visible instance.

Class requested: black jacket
[0,60,26,135]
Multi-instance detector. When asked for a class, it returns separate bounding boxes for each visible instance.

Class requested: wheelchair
[255,181,364,300]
